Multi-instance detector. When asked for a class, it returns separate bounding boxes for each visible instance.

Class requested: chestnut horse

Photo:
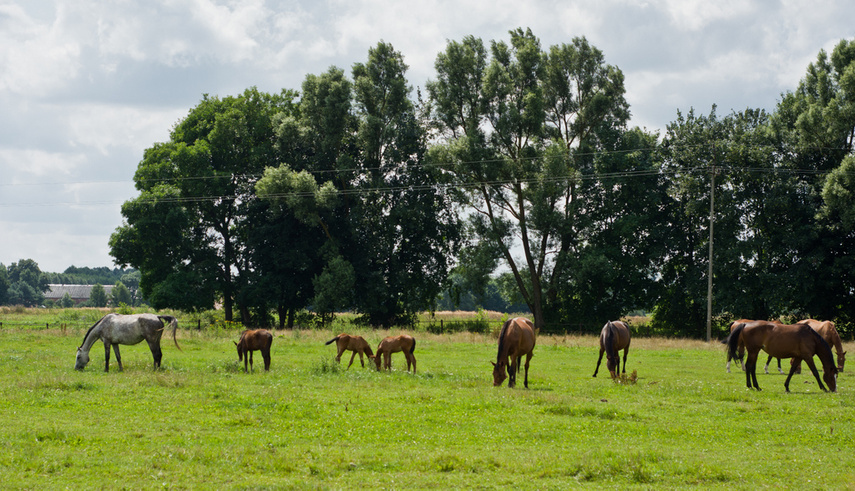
[370,335,416,373]
[325,333,374,369]
[725,321,837,392]
[75,313,180,372]
[492,317,536,388]
[724,318,784,374]
[234,329,272,372]
[593,320,631,379]
[799,319,846,371]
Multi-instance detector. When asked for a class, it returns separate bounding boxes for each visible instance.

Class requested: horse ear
[233,341,238,346]
[491,361,496,367]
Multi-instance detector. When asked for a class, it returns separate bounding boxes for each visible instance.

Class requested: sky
[1,0,853,274]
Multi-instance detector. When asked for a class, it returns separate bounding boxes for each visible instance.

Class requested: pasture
[0,316,854,488]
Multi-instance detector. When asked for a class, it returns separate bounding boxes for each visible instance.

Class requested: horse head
[234,341,244,362]
[824,366,838,393]
[491,361,508,386]
[74,346,89,370]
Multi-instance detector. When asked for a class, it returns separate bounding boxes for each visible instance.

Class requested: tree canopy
[100,29,855,334]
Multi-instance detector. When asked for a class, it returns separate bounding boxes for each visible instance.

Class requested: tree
[0,264,9,305]
[111,282,133,307]
[110,88,296,320]
[257,43,460,327]
[6,259,47,307]
[89,284,108,308]
[59,292,74,309]
[427,29,630,330]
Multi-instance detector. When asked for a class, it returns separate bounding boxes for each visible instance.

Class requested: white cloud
[1,0,855,272]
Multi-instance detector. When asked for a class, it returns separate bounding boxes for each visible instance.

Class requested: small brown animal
[325,333,374,369]
[370,335,417,373]
[492,317,536,388]
[234,329,272,372]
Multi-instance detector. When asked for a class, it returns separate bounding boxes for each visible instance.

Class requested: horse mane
[603,321,616,360]
[496,319,512,362]
[79,315,107,348]
[809,327,836,371]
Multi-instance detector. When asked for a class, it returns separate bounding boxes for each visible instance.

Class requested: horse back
[747,322,812,359]
[506,317,536,356]
[239,329,273,351]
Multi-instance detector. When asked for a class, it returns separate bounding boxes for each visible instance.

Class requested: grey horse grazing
[75,313,180,372]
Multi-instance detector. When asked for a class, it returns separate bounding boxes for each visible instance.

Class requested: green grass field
[0,314,853,489]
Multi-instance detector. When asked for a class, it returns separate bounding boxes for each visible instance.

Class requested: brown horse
[325,333,374,369]
[799,319,846,371]
[370,335,416,373]
[725,321,837,392]
[492,317,536,388]
[724,318,785,374]
[234,329,273,372]
[593,320,631,379]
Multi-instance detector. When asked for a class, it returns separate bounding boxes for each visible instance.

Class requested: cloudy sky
[1,0,853,274]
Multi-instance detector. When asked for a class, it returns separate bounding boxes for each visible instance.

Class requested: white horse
[75,313,180,372]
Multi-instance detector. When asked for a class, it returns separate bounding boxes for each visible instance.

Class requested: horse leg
[523,353,532,388]
[745,353,760,390]
[335,346,345,364]
[508,357,517,388]
[593,348,605,377]
[347,351,357,370]
[243,350,249,372]
[803,358,827,392]
[262,348,270,371]
[622,348,628,375]
[104,343,111,372]
[784,358,800,393]
[764,354,772,374]
[148,341,162,369]
[249,351,254,372]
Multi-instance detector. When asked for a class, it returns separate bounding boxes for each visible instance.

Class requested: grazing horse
[492,317,536,388]
[234,329,273,372]
[799,319,846,371]
[325,333,374,369]
[75,313,180,372]
[593,320,631,379]
[370,335,417,373]
[725,321,837,392]
[724,318,784,374]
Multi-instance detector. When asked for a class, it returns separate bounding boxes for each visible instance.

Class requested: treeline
[108,28,855,336]
[0,261,140,307]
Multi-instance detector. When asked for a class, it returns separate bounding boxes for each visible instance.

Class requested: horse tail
[603,322,616,360]
[158,316,182,351]
[725,323,745,362]
[410,338,416,355]
[325,336,341,346]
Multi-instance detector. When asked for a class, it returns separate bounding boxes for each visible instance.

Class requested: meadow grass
[0,315,853,489]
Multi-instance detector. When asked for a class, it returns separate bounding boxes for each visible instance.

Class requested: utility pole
[706,165,716,342]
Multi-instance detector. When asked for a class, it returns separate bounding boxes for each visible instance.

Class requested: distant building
[45,284,114,305]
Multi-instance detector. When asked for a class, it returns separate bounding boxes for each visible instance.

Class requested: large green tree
[111,88,295,320]
[258,43,460,327]
[427,29,632,330]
